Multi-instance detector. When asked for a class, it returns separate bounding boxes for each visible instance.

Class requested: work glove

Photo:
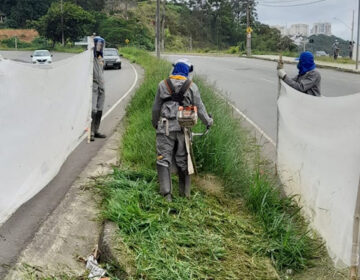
[277,69,287,80]
[207,115,214,129]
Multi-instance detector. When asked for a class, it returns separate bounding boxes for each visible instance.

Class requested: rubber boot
[94,111,106,138]
[178,169,191,198]
[90,111,97,141]
[157,165,172,202]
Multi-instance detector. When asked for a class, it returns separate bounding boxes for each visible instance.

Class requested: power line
[257,0,328,7]
[259,0,316,3]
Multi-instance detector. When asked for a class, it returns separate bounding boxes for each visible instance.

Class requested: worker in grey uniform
[278,51,321,96]
[91,36,106,141]
[152,58,213,202]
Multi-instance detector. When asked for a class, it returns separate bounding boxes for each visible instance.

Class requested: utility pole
[61,0,64,46]
[15,37,17,50]
[352,9,355,43]
[246,0,251,57]
[356,0,360,70]
[156,0,161,59]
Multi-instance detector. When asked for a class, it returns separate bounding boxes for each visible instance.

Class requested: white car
[31,50,53,64]
[315,51,328,57]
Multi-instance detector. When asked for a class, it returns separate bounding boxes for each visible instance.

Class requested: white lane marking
[228,102,276,147]
[102,62,139,119]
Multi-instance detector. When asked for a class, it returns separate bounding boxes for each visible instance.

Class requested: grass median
[98,47,323,279]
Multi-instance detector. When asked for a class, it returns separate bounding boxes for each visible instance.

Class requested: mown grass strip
[101,47,321,277]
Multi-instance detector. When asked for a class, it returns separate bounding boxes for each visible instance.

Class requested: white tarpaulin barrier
[277,81,360,267]
[0,50,93,224]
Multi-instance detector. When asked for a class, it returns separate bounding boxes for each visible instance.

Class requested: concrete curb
[98,221,136,279]
[248,56,360,74]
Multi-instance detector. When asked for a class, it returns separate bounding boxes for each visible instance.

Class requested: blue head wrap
[94,36,105,58]
[172,62,190,77]
[297,51,316,75]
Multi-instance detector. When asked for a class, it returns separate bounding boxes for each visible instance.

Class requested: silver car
[103,48,121,70]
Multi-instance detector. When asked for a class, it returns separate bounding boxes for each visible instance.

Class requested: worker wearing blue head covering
[91,36,107,141]
[278,51,321,96]
[171,59,193,77]
[152,58,213,202]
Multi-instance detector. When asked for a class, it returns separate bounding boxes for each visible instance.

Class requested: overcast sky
[257,0,359,40]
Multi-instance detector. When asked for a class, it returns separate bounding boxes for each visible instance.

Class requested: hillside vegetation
[306,34,353,57]
[0,0,296,52]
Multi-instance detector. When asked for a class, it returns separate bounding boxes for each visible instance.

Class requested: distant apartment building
[311,22,332,36]
[272,25,288,36]
[288,24,309,37]
[272,24,309,37]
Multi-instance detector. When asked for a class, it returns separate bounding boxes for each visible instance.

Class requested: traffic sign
[246,27,253,34]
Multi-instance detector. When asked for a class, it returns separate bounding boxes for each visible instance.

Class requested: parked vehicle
[103,48,121,69]
[315,51,328,57]
[31,50,52,64]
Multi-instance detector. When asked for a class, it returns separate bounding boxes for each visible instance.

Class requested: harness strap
[165,78,176,95]
[178,79,192,96]
[163,78,192,105]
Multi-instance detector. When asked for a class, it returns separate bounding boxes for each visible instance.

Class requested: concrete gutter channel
[4,63,144,279]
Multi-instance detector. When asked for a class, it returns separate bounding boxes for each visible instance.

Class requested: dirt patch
[0,29,38,42]
[289,252,349,280]
[193,173,224,196]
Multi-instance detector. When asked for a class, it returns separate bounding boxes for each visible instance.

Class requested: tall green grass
[191,77,320,271]
[99,169,279,280]
[109,47,320,273]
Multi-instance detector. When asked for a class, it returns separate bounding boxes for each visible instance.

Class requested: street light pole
[61,0,64,46]
[156,0,161,59]
[356,0,360,70]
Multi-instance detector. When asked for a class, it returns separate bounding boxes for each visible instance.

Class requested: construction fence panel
[277,81,360,267]
[0,50,93,224]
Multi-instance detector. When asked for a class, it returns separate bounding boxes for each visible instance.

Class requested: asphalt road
[164,54,360,141]
[0,51,140,278]
[0,50,135,114]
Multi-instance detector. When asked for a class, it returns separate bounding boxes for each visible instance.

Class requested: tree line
[0,0,296,52]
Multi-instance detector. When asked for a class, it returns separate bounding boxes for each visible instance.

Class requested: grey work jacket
[152,78,212,134]
[284,69,321,96]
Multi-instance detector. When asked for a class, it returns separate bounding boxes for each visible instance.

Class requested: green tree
[0,0,55,28]
[33,2,95,45]
[98,16,153,49]
[68,0,105,11]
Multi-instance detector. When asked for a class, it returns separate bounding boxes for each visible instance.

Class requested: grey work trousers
[156,131,187,171]
[92,82,105,113]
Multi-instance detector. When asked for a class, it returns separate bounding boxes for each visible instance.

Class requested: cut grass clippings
[98,47,323,278]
